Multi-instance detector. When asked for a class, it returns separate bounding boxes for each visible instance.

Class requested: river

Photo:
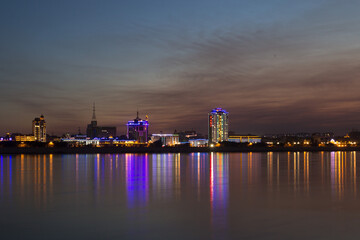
[0,152,359,239]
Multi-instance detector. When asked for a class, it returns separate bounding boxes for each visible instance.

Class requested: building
[61,138,99,146]
[0,133,12,141]
[174,130,198,142]
[97,127,116,138]
[189,139,208,147]
[151,134,179,146]
[311,132,334,146]
[208,108,228,143]
[228,135,261,143]
[127,112,149,143]
[15,135,35,142]
[86,104,98,139]
[33,115,46,142]
[86,104,116,139]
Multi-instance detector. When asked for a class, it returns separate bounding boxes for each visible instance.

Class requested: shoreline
[1,146,360,154]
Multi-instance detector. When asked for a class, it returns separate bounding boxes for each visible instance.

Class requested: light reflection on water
[1,152,360,239]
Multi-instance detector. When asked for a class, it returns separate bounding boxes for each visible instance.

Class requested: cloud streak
[2,1,360,135]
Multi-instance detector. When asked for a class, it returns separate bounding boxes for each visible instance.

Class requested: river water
[0,152,359,239]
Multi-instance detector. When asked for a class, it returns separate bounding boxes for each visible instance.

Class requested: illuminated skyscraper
[208,108,228,143]
[127,111,149,143]
[33,115,46,142]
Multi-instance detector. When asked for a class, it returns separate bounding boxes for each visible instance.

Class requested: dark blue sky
[1,0,360,135]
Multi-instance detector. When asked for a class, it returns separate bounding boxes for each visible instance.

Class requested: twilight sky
[1,0,360,136]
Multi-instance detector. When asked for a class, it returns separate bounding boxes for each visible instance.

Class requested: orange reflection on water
[248,152,253,185]
[49,154,53,195]
[174,153,181,199]
[11,154,54,208]
[304,152,309,195]
[287,152,291,185]
[96,154,100,190]
[351,152,356,196]
[330,151,348,200]
[293,152,300,193]
[20,154,24,197]
[267,152,273,186]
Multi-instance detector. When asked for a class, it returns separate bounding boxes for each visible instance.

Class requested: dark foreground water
[0,152,360,239]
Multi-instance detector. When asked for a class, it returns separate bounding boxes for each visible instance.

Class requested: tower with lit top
[208,108,228,144]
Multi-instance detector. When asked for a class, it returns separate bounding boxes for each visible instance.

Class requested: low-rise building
[15,135,36,142]
[151,134,179,146]
[228,135,261,143]
[61,138,100,146]
[189,139,208,147]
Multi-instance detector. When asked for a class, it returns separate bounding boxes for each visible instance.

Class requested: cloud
[2,1,360,135]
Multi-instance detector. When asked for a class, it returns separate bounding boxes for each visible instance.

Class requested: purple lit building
[127,112,149,143]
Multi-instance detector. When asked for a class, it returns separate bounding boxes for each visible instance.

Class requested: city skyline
[1,107,352,138]
[2,1,360,135]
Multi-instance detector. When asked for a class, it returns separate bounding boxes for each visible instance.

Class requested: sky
[1,0,360,136]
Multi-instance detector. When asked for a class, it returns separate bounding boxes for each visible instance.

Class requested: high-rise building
[87,103,98,139]
[33,115,46,142]
[208,108,228,143]
[86,103,116,139]
[127,112,149,143]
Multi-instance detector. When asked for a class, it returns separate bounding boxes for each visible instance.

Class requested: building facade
[98,127,116,138]
[151,134,179,146]
[174,130,198,142]
[208,108,228,143]
[189,139,208,147]
[15,135,36,142]
[127,112,149,143]
[33,115,46,142]
[228,135,261,143]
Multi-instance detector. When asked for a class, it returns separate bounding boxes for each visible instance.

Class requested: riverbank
[1,146,360,154]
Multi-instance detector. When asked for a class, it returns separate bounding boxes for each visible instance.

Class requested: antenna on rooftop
[92,102,96,121]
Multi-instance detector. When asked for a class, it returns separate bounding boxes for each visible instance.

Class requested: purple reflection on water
[126,154,149,208]
[8,156,12,196]
[0,156,3,191]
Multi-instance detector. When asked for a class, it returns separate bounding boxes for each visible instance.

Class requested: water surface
[0,152,359,239]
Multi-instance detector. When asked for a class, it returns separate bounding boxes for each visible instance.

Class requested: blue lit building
[208,108,229,144]
[127,112,149,143]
